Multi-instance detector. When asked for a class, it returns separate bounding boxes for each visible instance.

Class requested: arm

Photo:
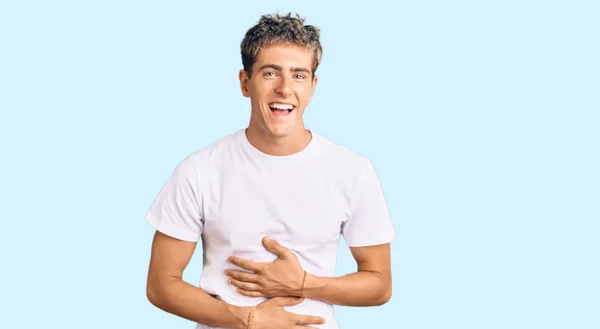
[302,243,392,306]
[145,161,325,328]
[226,161,394,307]
[146,231,249,329]
[225,238,392,307]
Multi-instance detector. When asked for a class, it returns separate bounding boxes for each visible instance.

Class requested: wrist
[302,272,328,300]
[298,270,308,297]
[226,304,250,329]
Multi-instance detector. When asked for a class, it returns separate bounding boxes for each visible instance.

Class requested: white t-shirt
[145,128,395,329]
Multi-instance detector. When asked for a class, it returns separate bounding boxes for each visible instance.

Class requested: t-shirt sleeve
[342,159,395,247]
[144,155,203,242]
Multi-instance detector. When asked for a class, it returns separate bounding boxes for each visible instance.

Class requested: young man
[145,13,395,329]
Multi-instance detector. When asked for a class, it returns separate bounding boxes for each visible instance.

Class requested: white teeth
[270,103,294,110]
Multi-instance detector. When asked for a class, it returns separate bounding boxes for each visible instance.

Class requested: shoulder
[174,129,242,176]
[311,130,373,173]
[186,129,241,163]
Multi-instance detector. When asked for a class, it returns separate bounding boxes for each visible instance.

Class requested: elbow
[373,284,392,306]
[147,273,180,309]
[379,286,392,305]
[362,272,392,306]
[146,280,162,307]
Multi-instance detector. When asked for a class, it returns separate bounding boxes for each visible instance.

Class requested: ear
[239,69,250,98]
[310,74,319,100]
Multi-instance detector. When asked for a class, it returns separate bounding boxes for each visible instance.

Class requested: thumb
[272,296,305,307]
[262,237,288,258]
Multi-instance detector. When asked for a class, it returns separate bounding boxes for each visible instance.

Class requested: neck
[245,125,312,156]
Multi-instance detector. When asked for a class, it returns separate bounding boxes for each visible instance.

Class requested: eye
[264,71,277,78]
[294,74,306,80]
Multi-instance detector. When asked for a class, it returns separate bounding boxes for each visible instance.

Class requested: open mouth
[269,103,295,116]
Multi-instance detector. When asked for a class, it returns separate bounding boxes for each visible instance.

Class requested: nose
[275,76,293,97]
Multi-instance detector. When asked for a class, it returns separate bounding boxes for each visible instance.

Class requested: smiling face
[239,43,318,139]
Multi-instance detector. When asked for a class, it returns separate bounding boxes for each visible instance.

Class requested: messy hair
[240,13,323,78]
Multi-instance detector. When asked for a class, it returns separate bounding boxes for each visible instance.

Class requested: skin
[229,43,393,307]
[146,43,328,329]
[239,42,318,156]
[146,232,325,329]
[146,42,391,329]
[225,237,393,307]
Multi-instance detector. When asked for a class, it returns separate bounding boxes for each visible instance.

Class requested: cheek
[253,78,274,90]
[297,87,313,103]
[249,88,265,103]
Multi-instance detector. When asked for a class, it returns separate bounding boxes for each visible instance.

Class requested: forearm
[147,277,248,329]
[302,270,391,306]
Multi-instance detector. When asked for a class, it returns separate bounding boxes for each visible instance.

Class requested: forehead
[254,43,313,68]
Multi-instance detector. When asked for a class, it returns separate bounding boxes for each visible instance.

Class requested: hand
[225,237,306,298]
[251,297,325,329]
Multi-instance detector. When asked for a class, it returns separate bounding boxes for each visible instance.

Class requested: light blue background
[1,1,598,328]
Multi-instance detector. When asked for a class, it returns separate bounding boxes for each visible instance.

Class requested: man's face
[239,43,318,138]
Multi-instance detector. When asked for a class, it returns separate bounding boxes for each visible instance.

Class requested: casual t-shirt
[145,128,395,329]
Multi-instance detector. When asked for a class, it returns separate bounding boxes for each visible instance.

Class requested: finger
[228,278,261,291]
[228,256,260,272]
[236,289,266,298]
[294,315,326,325]
[262,236,290,258]
[225,269,261,283]
[272,296,305,307]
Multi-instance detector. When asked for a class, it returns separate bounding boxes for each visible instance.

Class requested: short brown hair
[240,13,323,78]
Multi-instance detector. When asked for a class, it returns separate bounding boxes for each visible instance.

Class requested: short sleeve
[342,159,395,247]
[145,155,203,242]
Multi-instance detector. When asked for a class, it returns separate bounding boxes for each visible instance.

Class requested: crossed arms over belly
[146,232,392,329]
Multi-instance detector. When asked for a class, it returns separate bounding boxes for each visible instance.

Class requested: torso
[192,129,368,329]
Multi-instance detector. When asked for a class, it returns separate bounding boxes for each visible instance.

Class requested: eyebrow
[257,64,311,74]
